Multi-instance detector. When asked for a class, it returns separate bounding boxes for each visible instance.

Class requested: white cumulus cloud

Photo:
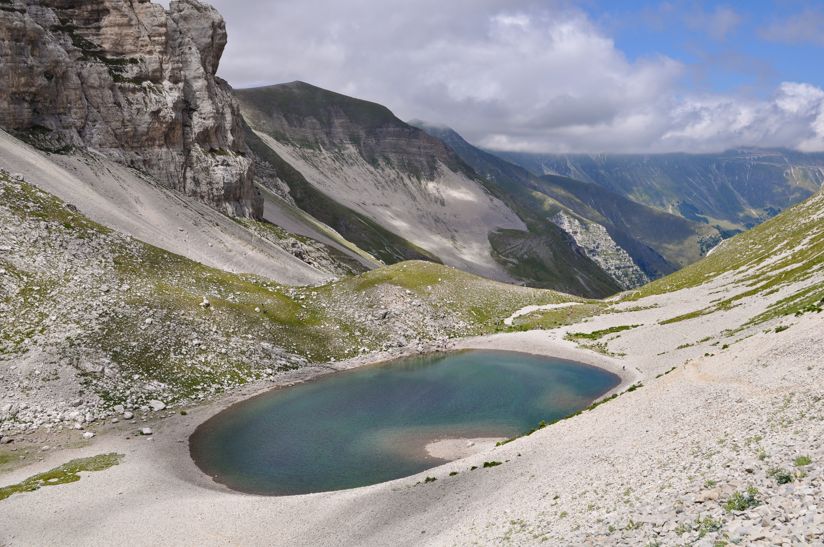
[167,0,824,153]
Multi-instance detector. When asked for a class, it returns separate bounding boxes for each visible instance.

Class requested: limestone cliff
[0,0,261,217]
[550,211,650,290]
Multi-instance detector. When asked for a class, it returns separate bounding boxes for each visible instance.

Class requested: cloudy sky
[166,0,824,154]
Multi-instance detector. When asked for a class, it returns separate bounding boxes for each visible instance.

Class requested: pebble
[140,427,153,436]
[148,400,166,412]
[82,431,95,439]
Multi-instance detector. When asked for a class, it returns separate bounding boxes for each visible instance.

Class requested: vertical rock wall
[0,0,261,217]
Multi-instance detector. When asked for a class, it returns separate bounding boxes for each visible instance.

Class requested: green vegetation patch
[507,302,604,332]
[767,467,794,485]
[723,486,760,512]
[567,324,641,341]
[0,175,108,237]
[329,260,575,334]
[793,455,812,467]
[0,453,123,502]
[0,452,16,467]
[695,516,723,538]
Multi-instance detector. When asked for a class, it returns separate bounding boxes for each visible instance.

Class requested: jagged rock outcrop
[551,211,650,290]
[0,0,261,217]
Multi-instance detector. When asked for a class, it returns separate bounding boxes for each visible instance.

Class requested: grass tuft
[0,453,123,502]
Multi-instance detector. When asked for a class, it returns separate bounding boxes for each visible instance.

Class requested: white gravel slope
[2,263,822,545]
[258,184,380,270]
[0,130,330,285]
[256,132,525,282]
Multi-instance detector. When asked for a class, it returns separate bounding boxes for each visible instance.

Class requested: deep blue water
[189,350,619,495]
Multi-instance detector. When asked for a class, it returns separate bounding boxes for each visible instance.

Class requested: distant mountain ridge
[236,81,622,297]
[494,149,824,233]
[413,122,721,285]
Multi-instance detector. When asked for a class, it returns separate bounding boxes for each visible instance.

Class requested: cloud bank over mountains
[162,0,824,154]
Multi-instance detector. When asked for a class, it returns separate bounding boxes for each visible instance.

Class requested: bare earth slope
[257,184,381,271]
[256,131,523,281]
[1,183,822,544]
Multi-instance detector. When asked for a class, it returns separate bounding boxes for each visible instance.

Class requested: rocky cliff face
[0,0,261,217]
[550,211,650,290]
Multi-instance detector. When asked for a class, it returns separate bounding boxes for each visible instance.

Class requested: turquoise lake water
[189,350,619,496]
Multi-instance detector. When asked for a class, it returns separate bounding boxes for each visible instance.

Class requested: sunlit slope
[626,188,824,324]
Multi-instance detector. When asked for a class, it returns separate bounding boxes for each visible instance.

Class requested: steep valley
[497,148,824,233]
[0,1,823,546]
[415,122,722,285]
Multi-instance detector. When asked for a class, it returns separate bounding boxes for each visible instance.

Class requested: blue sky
[178,0,824,153]
[587,0,824,96]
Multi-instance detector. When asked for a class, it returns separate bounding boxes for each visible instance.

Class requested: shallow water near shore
[189,350,620,496]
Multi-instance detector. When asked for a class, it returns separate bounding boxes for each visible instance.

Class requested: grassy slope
[624,189,824,325]
[509,188,824,333]
[237,81,402,141]
[0,173,571,408]
[237,81,460,175]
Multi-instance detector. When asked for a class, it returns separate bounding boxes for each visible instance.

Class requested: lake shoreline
[425,437,506,460]
[188,344,621,496]
[0,330,637,517]
[3,262,821,545]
